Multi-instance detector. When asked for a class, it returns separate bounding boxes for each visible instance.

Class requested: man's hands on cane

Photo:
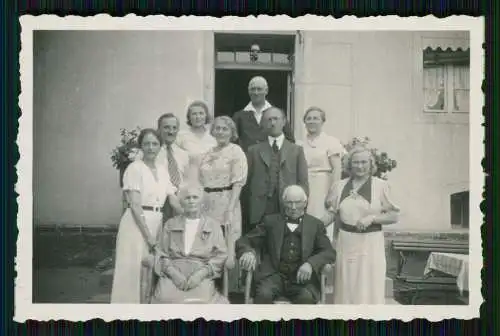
[239,252,257,271]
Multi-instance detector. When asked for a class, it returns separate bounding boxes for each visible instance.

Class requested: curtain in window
[452,65,470,112]
[423,66,445,111]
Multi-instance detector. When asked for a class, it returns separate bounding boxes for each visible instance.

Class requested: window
[214,33,295,70]
[423,47,470,114]
[450,191,469,228]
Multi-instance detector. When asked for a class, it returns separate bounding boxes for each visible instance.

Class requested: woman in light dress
[111,129,178,303]
[150,183,229,304]
[198,116,248,297]
[176,100,217,179]
[297,107,345,242]
[324,145,400,304]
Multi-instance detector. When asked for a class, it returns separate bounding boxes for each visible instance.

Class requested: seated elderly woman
[149,183,229,304]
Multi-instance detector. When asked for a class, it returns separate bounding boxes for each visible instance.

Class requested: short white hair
[282,185,308,202]
[248,76,268,89]
[177,182,204,202]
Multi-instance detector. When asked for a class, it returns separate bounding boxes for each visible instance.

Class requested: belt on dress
[309,170,332,174]
[204,185,233,193]
[142,205,162,212]
[340,222,382,234]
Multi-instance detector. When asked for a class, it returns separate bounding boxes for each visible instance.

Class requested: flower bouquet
[111,127,142,186]
[342,136,397,180]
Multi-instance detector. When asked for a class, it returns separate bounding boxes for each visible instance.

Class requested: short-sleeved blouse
[122,160,177,208]
[176,127,217,162]
[199,143,248,189]
[298,132,345,173]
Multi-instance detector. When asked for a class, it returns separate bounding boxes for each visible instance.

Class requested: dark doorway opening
[450,191,469,228]
[214,70,290,119]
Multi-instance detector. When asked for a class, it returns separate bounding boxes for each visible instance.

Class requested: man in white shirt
[156,113,191,220]
[232,76,295,153]
[155,113,190,184]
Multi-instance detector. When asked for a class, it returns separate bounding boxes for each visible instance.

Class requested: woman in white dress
[297,106,344,242]
[176,100,217,179]
[111,128,178,303]
[324,145,400,304]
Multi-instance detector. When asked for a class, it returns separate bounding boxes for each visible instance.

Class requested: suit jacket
[246,139,309,225]
[232,109,295,153]
[235,213,336,286]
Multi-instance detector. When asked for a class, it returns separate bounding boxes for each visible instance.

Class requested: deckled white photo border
[16,14,484,322]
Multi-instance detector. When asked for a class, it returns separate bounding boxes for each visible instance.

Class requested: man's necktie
[286,216,302,224]
[166,145,181,188]
[272,139,279,152]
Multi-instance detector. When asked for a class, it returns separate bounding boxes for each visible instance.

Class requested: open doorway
[214,69,290,119]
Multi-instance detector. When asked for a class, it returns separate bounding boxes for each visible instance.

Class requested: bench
[391,239,469,304]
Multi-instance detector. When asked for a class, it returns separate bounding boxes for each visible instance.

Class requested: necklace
[306,133,320,148]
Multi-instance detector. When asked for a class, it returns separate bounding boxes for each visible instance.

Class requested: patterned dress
[177,127,217,180]
[199,143,248,293]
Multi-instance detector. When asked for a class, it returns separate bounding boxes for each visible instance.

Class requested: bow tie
[286,216,302,224]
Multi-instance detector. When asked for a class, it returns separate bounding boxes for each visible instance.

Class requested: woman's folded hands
[165,265,209,291]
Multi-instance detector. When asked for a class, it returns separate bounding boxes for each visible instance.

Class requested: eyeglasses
[283,200,306,206]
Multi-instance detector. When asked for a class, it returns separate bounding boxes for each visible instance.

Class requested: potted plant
[111,127,142,187]
[342,136,397,180]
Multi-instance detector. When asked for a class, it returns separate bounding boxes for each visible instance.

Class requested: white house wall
[34,31,207,227]
[33,30,469,231]
[298,31,470,231]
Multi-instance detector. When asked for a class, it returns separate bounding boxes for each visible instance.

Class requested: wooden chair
[141,255,229,303]
[242,260,334,304]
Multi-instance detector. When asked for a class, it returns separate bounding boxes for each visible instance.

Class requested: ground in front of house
[33,229,466,305]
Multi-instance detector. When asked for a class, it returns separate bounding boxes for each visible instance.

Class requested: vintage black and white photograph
[16,15,483,321]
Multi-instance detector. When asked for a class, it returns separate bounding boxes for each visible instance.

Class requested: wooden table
[424,252,469,295]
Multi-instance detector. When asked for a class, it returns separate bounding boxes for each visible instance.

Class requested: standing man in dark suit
[246,107,309,228]
[232,76,295,152]
[233,76,295,234]
[236,185,335,304]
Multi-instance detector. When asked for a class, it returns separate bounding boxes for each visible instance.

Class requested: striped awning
[422,37,470,51]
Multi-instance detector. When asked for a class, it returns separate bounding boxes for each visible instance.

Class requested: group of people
[110,76,400,305]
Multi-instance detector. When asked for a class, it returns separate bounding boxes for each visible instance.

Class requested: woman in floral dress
[198,116,248,298]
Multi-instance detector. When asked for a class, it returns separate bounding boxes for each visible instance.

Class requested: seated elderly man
[236,185,336,304]
[149,183,229,304]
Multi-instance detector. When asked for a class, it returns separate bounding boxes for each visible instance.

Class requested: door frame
[205,31,302,135]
